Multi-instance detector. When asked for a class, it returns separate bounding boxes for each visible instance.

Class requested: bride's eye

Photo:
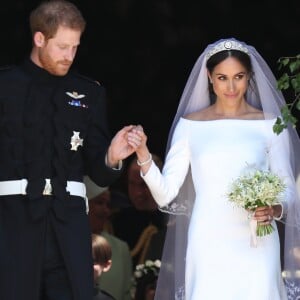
[235,73,246,80]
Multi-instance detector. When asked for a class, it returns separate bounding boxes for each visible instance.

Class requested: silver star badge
[70,131,83,151]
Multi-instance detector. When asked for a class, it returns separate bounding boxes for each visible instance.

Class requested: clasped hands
[127,124,148,151]
[106,124,148,168]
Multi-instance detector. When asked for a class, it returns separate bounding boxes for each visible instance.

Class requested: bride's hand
[127,125,148,152]
[127,125,152,172]
[254,206,274,224]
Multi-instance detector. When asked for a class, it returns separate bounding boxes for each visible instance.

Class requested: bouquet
[131,259,161,298]
[228,169,285,237]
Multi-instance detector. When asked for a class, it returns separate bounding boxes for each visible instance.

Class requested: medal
[70,131,83,151]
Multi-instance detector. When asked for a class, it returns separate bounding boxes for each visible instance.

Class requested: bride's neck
[213,101,249,117]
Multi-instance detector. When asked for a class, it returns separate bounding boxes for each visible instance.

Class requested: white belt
[0,179,89,213]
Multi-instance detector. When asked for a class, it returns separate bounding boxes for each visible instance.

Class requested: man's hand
[106,125,136,168]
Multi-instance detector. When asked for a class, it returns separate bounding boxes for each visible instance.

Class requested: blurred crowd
[86,154,167,300]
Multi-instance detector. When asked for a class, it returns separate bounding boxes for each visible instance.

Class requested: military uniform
[0,59,122,300]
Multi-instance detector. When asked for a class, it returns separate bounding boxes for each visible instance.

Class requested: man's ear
[102,259,112,273]
[33,31,45,47]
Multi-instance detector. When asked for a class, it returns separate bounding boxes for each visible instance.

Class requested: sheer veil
[154,38,300,299]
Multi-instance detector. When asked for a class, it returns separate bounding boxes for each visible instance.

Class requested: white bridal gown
[142,118,288,300]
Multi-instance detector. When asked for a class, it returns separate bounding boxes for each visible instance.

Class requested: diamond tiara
[206,40,249,60]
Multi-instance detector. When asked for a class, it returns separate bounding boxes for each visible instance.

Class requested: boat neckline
[180,117,276,122]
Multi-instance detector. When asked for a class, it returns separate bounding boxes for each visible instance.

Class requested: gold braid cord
[130,224,158,264]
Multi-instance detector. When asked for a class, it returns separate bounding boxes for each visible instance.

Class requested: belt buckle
[43,179,52,195]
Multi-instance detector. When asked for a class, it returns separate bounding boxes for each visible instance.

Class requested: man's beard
[39,50,72,76]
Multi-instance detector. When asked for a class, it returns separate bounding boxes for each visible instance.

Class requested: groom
[0,1,135,299]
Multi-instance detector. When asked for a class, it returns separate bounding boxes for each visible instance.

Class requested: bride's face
[208,56,249,105]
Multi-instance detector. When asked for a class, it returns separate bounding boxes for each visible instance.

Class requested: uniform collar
[21,58,67,84]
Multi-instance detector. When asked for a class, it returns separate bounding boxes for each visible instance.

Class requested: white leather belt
[0,179,89,213]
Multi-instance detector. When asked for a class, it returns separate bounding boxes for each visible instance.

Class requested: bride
[127,38,300,300]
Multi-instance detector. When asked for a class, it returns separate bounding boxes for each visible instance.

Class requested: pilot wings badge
[66,91,88,108]
[70,131,83,151]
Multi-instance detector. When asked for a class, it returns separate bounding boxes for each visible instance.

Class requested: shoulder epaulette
[74,73,101,86]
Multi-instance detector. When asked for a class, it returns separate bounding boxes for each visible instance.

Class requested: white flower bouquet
[134,259,161,279]
[131,259,161,298]
[228,170,285,237]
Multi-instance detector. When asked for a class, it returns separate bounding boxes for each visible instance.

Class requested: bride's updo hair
[206,50,252,74]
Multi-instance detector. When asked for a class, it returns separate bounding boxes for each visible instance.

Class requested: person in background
[0,1,135,299]
[127,38,300,299]
[86,176,133,300]
[111,154,167,267]
[92,234,115,300]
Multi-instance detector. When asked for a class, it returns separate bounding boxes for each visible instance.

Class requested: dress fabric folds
[143,118,288,300]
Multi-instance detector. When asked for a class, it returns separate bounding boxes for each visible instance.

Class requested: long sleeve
[268,127,296,215]
[142,119,190,208]
[83,85,121,187]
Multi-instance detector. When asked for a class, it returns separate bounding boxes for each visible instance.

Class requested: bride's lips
[224,93,239,98]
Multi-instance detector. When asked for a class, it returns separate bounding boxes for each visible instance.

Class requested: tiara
[206,40,249,60]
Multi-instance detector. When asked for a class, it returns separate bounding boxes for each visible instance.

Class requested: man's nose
[64,49,75,61]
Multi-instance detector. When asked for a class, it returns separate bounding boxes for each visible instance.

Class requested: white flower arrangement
[228,169,286,236]
[131,259,161,298]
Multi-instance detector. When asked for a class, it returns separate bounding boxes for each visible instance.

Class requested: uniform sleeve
[142,119,190,208]
[83,85,121,186]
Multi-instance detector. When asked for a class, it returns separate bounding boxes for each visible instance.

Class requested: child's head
[91,234,112,281]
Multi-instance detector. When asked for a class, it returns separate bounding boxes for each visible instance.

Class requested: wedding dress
[142,117,288,300]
